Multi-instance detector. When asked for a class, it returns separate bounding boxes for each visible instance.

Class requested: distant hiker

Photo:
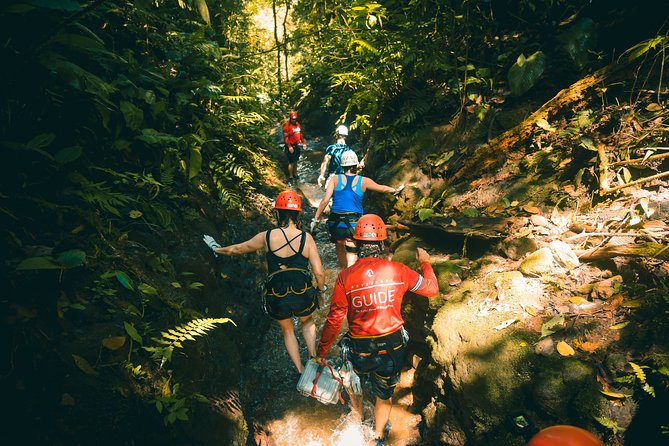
[203,190,325,373]
[312,150,403,268]
[313,214,439,446]
[317,124,353,188]
[282,111,307,184]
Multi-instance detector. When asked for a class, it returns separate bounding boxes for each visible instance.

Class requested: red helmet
[274,190,302,211]
[289,111,298,119]
[353,214,387,241]
[527,425,604,446]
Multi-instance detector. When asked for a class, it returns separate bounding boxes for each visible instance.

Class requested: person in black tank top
[202,191,326,374]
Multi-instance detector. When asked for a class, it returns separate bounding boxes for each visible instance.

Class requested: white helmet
[340,150,358,167]
[336,125,348,136]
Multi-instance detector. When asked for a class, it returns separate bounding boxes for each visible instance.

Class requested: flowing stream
[241,139,421,446]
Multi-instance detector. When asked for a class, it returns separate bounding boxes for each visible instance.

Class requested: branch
[599,170,669,195]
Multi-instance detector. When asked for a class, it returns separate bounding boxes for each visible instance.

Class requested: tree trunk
[578,242,669,261]
[272,0,282,97]
[283,0,289,82]
[447,60,630,184]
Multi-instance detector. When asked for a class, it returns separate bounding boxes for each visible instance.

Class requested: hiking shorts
[326,212,361,243]
[346,329,408,400]
[264,292,318,320]
[285,143,303,163]
[263,268,318,320]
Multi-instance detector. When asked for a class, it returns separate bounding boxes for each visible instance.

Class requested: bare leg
[348,390,364,423]
[277,318,303,372]
[344,239,358,267]
[335,242,347,268]
[299,315,316,358]
[374,397,392,440]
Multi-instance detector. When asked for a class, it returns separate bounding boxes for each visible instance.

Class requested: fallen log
[577,242,669,261]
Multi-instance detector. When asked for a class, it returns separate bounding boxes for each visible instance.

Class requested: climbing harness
[296,359,344,405]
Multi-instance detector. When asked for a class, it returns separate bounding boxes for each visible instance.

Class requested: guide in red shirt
[315,214,439,445]
[282,111,307,184]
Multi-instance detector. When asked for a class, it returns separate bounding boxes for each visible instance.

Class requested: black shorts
[326,212,360,243]
[263,268,318,320]
[285,144,302,163]
[346,329,408,400]
[264,291,318,320]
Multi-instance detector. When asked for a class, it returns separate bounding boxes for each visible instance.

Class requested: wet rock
[519,248,555,275]
[535,337,554,356]
[501,236,539,260]
[422,401,467,446]
[548,240,579,269]
[530,214,550,227]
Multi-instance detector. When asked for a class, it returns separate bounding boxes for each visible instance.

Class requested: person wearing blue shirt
[312,150,402,268]
[318,125,354,188]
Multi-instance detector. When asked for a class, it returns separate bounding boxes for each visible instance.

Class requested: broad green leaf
[54,146,82,164]
[535,118,556,132]
[508,51,546,96]
[609,321,630,330]
[124,322,143,344]
[16,256,61,270]
[579,136,597,151]
[27,133,56,151]
[72,354,98,375]
[462,207,479,218]
[195,0,211,25]
[189,147,202,180]
[418,208,433,222]
[540,315,565,338]
[56,249,86,268]
[115,270,134,291]
[120,101,144,131]
[102,336,126,350]
[138,283,158,295]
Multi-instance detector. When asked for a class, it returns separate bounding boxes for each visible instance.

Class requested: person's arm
[214,231,266,256]
[361,176,397,194]
[406,247,439,298]
[316,274,348,358]
[304,233,325,290]
[314,175,337,221]
[318,153,331,185]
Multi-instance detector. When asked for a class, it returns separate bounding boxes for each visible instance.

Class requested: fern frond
[67,173,134,216]
[629,362,647,383]
[146,317,236,367]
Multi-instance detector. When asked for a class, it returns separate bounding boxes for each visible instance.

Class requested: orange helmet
[527,425,604,446]
[274,190,302,211]
[353,214,387,241]
[289,111,298,119]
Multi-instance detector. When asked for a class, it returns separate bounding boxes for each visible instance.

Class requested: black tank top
[265,228,309,273]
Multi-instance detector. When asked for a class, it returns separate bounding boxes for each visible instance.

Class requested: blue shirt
[325,144,351,175]
[331,174,364,214]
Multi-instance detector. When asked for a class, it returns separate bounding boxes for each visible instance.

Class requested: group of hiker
[203,112,437,446]
[202,111,604,446]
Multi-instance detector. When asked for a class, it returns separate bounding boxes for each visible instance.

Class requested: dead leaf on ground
[557,340,575,356]
[523,205,541,214]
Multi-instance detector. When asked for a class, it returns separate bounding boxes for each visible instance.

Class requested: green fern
[629,362,647,383]
[145,317,235,367]
[66,173,134,216]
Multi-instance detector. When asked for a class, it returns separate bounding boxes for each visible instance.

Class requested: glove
[317,175,325,187]
[393,184,405,197]
[310,219,319,233]
[202,234,221,257]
